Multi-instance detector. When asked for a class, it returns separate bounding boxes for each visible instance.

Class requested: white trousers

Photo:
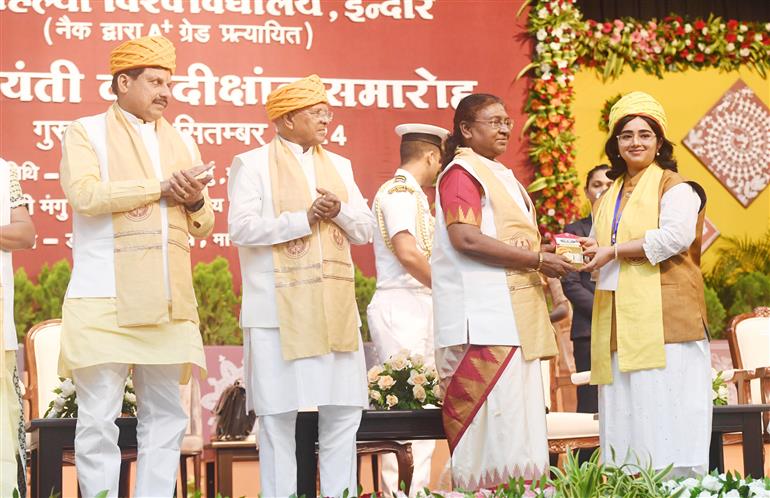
[72,363,187,498]
[368,289,435,495]
[259,405,362,498]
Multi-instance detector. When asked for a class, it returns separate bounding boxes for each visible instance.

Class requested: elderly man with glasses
[227,74,374,497]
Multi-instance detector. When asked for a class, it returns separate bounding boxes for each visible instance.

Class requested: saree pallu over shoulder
[268,138,358,361]
[106,104,198,327]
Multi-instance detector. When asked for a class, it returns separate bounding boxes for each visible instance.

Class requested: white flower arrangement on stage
[367,349,442,410]
[712,368,729,406]
[44,376,137,418]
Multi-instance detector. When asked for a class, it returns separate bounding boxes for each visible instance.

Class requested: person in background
[58,36,214,497]
[581,91,710,477]
[368,123,449,495]
[228,75,375,497]
[561,164,612,413]
[432,93,575,488]
[0,158,36,498]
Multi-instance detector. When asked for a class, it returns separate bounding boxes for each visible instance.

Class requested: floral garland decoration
[599,94,623,132]
[521,1,770,236]
[522,0,584,237]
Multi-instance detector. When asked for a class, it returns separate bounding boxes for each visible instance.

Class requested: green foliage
[706,230,770,307]
[193,257,242,345]
[13,267,38,341]
[704,286,727,339]
[728,271,770,317]
[13,260,71,342]
[36,261,71,320]
[354,266,375,342]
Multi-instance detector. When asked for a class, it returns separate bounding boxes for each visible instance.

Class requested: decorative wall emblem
[683,79,770,207]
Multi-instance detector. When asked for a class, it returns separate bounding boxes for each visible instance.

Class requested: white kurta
[598,182,711,475]
[228,137,374,415]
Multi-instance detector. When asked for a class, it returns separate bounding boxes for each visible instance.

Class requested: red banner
[0,0,532,280]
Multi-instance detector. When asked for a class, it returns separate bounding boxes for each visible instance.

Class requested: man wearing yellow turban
[58,35,214,497]
[228,75,374,496]
[0,158,36,498]
[581,91,711,477]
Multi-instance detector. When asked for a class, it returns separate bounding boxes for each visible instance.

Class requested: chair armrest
[571,371,591,386]
[722,368,758,404]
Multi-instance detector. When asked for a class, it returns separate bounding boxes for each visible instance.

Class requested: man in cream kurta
[0,158,36,498]
[228,75,374,497]
[368,123,447,495]
[58,36,214,497]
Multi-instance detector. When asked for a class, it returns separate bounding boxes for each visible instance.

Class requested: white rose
[53,396,66,412]
[556,74,567,86]
[552,27,563,38]
[556,59,568,69]
[536,28,547,41]
[700,474,722,492]
[377,375,396,390]
[726,42,736,51]
[432,384,442,399]
[756,34,763,42]
[705,47,712,54]
[413,385,427,402]
[535,42,546,54]
[696,492,715,498]
[389,357,407,371]
[684,24,692,33]
[541,73,552,81]
[737,35,744,42]
[369,390,382,401]
[408,370,428,386]
[712,389,718,401]
[549,42,561,51]
[702,27,709,35]
[367,365,384,383]
[681,478,699,489]
[124,392,137,404]
[386,394,398,408]
[765,23,770,32]
[740,24,748,32]
[724,490,740,498]
[540,63,551,73]
[537,7,548,18]
[410,353,425,366]
[653,45,662,54]
[425,366,438,379]
[685,39,692,46]
[740,47,750,57]
[547,208,556,216]
[594,30,602,39]
[60,378,76,397]
[686,53,694,61]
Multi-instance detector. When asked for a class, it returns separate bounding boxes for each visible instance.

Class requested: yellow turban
[266,74,328,121]
[110,36,176,75]
[607,91,668,138]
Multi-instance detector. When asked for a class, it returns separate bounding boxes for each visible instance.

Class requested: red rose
[726,33,737,43]
[694,20,706,30]
[727,19,738,30]
[694,53,705,62]
[675,26,685,36]
[602,22,612,33]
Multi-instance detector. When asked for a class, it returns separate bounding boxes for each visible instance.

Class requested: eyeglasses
[616,131,657,146]
[473,118,513,131]
[300,108,334,122]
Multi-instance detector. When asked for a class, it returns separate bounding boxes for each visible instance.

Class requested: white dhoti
[437,345,548,490]
[599,339,712,477]
[72,363,188,498]
[367,289,435,495]
[244,327,367,497]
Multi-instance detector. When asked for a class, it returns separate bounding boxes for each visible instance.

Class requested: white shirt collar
[278,135,312,157]
[118,105,155,129]
[395,168,422,189]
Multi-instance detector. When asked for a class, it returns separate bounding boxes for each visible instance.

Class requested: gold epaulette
[373,175,433,258]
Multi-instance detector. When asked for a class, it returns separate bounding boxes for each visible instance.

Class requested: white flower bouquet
[712,368,728,406]
[367,349,442,410]
[44,376,137,418]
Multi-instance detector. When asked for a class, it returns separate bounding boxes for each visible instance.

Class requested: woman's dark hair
[585,164,610,185]
[442,93,505,169]
[604,114,677,179]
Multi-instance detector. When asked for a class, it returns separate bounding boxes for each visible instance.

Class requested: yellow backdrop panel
[572,68,770,269]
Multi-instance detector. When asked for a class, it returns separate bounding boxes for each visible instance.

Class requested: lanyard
[610,183,624,245]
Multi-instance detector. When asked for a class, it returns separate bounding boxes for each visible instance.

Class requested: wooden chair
[726,306,770,437]
[357,441,413,493]
[541,361,600,466]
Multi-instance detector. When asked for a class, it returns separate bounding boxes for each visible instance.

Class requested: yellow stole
[268,138,358,361]
[591,164,666,384]
[106,104,199,327]
[455,148,557,360]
